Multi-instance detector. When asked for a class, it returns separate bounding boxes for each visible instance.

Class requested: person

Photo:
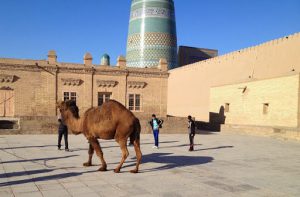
[58,113,69,151]
[149,114,163,149]
[187,115,196,151]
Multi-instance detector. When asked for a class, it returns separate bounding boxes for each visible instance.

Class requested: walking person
[58,113,70,151]
[149,114,163,149]
[188,115,196,151]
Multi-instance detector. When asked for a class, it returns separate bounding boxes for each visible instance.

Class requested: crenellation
[169,32,300,74]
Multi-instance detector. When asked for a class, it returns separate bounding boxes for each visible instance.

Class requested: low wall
[222,124,300,141]
[0,116,58,134]
[0,116,188,135]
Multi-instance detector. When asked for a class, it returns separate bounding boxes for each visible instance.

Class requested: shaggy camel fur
[57,100,142,173]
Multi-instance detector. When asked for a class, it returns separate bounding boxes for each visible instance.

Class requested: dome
[101,54,110,66]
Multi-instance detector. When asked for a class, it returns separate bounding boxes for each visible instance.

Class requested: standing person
[58,113,69,151]
[188,115,196,151]
[149,114,163,149]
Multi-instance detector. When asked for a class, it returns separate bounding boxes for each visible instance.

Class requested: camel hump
[85,99,136,124]
[102,100,136,117]
[103,100,127,109]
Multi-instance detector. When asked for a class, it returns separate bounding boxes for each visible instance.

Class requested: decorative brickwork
[96,80,118,87]
[61,78,82,86]
[128,81,147,89]
[0,74,15,83]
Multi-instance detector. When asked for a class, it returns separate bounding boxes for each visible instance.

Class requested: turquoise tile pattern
[126,0,177,69]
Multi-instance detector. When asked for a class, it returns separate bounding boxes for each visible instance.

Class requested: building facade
[168,32,300,130]
[210,74,300,128]
[0,52,169,125]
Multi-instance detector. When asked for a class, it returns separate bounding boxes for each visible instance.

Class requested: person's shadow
[127,153,214,172]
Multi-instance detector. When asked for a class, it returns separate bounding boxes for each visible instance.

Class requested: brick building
[0,52,169,132]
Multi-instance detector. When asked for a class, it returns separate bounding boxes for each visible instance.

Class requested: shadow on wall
[196,106,226,132]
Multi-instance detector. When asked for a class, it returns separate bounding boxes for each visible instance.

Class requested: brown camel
[57,100,142,173]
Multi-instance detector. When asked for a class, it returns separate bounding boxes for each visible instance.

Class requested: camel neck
[64,111,83,134]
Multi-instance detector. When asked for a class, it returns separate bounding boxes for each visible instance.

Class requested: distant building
[178,46,218,67]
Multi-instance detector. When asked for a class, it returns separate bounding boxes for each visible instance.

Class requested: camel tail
[130,118,141,144]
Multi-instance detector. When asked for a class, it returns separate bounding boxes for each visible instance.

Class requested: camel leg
[114,139,129,173]
[131,139,142,173]
[83,143,94,167]
[89,138,107,171]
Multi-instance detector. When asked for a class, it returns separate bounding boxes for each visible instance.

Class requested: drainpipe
[125,70,129,108]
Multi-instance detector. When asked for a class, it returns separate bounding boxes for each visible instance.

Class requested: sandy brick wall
[0,70,41,116]
[168,32,300,124]
[127,75,168,117]
[210,74,299,128]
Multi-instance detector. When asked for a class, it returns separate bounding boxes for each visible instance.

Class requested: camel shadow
[125,153,213,172]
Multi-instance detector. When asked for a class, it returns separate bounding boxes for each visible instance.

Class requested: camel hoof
[83,162,92,167]
[114,168,121,173]
[98,167,107,171]
[130,169,138,173]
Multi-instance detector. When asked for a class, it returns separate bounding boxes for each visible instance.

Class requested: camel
[57,100,142,173]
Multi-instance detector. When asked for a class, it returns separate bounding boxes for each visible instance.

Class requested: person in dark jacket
[58,114,69,151]
[149,114,163,149]
[188,115,196,151]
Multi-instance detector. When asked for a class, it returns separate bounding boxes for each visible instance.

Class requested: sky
[0,0,299,65]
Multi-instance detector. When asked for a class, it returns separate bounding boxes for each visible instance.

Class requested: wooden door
[0,90,14,117]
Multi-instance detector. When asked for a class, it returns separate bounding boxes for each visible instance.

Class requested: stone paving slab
[0,133,299,197]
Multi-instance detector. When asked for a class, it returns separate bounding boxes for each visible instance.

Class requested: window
[63,92,77,103]
[225,103,230,113]
[263,103,269,114]
[98,92,111,106]
[128,94,141,111]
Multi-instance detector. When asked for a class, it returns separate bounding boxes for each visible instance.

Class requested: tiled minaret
[126,0,177,69]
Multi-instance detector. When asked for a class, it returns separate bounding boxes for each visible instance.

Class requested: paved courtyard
[0,133,299,197]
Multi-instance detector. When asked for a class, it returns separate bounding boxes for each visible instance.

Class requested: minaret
[126,0,177,69]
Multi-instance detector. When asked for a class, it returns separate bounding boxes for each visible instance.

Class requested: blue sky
[0,0,299,64]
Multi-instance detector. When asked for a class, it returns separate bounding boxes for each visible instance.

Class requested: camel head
[57,100,82,135]
[57,100,79,117]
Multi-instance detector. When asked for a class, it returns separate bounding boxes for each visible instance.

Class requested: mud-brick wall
[0,116,188,135]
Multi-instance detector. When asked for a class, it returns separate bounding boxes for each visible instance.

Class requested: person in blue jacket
[149,114,163,149]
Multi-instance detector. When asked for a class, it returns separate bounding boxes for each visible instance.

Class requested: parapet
[117,56,126,68]
[158,58,168,71]
[170,32,300,72]
[83,52,93,66]
[48,50,57,64]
